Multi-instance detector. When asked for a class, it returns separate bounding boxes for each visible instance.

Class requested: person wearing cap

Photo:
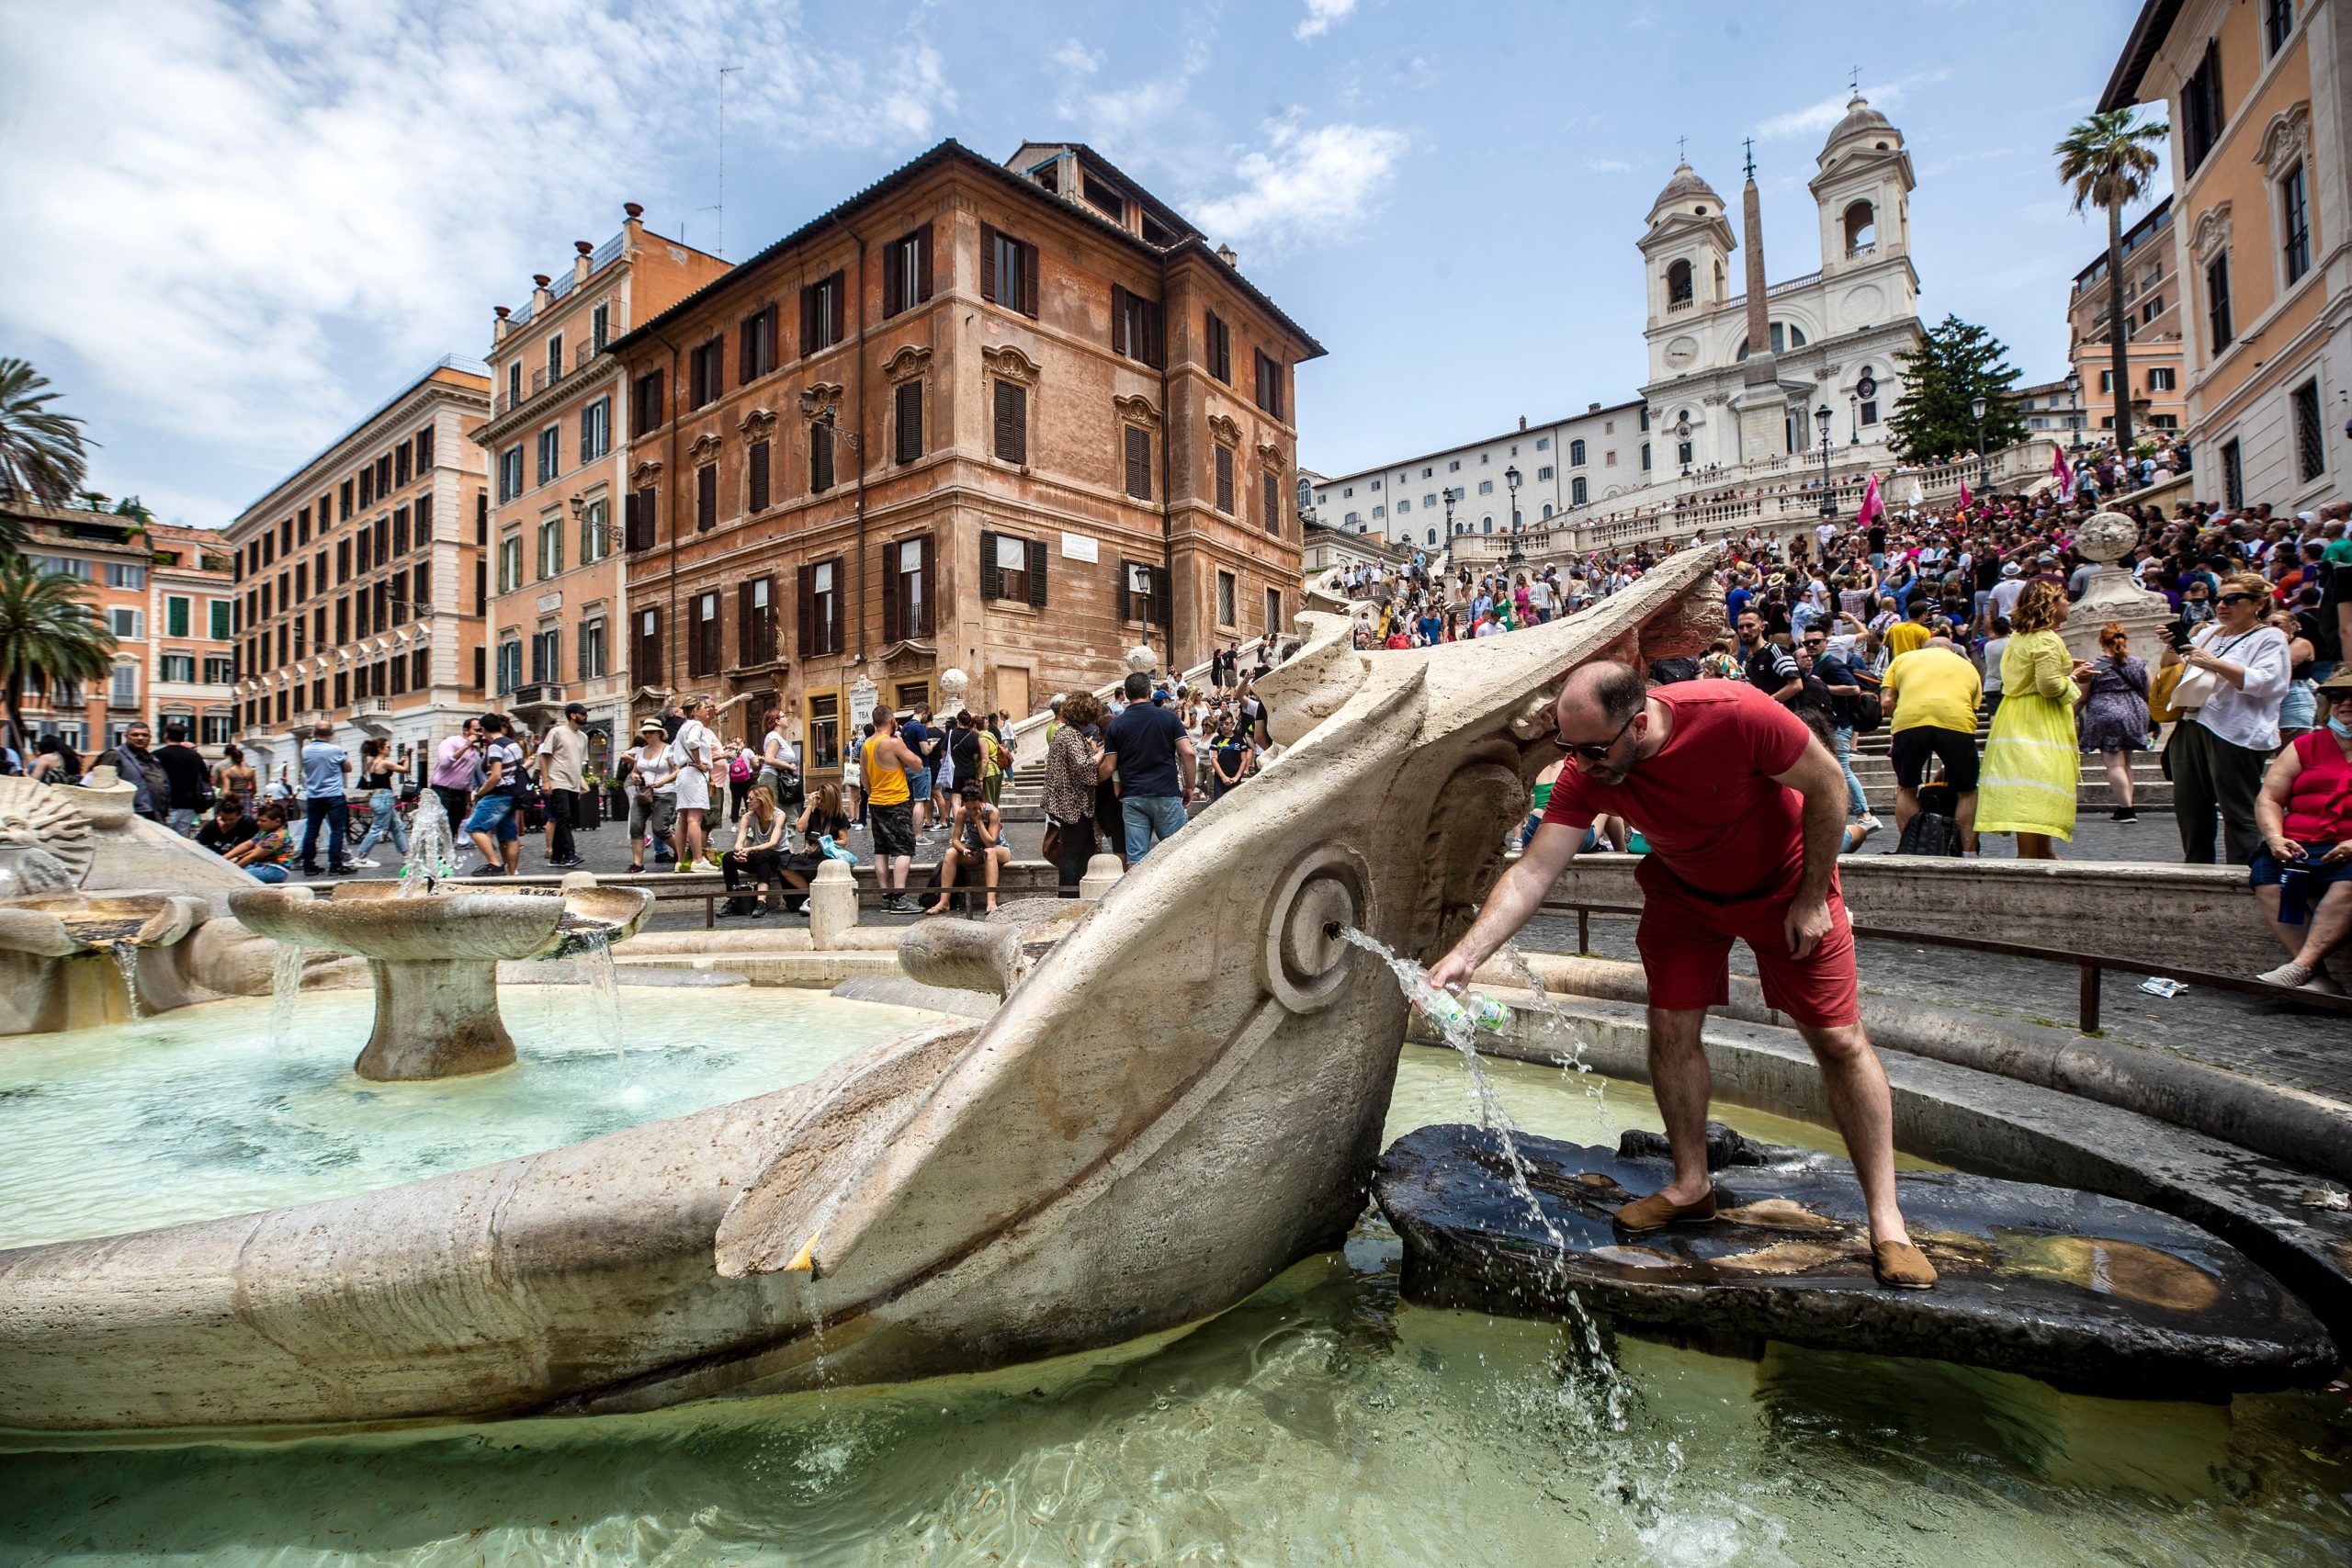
[537,703,592,869]
[623,719,680,874]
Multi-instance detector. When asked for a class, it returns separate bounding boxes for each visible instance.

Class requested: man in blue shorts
[900,704,937,835]
[462,712,526,876]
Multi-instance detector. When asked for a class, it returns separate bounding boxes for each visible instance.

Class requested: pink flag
[1854,472,1883,531]
[1958,479,1973,512]
[2052,445,2075,493]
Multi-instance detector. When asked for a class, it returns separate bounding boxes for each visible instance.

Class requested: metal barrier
[1538,900,2352,1033]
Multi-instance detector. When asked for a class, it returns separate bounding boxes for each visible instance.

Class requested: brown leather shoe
[1613,1187,1719,1232]
[1872,1240,1938,1291]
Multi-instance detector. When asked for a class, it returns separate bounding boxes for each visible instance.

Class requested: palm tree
[0,551,117,755]
[0,357,96,513]
[2056,108,2170,459]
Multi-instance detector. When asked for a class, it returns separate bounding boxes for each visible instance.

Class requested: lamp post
[1675,415,1691,478]
[1815,404,1834,519]
[1971,394,1988,459]
[2064,368,2083,449]
[1504,465,1523,566]
[1849,394,1860,445]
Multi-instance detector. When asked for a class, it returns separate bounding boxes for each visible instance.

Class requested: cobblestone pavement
[1521,913,2352,1109]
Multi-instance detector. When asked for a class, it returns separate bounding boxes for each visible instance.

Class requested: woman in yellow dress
[1975,580,2098,857]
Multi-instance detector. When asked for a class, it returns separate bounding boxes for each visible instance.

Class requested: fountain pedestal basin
[229,880,652,1080]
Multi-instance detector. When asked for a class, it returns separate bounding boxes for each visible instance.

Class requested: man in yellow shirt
[1882,637,1982,851]
[1882,601,1933,659]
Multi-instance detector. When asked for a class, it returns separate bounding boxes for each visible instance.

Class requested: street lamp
[1504,465,1522,565]
[1849,395,1860,445]
[1970,393,1988,460]
[1815,404,1834,518]
[1674,414,1691,477]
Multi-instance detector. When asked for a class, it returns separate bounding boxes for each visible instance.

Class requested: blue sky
[0,0,2158,528]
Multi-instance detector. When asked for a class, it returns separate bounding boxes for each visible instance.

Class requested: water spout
[267,941,305,1051]
[397,792,462,897]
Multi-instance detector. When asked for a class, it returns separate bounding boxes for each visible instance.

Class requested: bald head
[1556,660,1645,731]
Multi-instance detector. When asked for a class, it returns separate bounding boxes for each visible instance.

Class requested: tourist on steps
[1429,661,1936,1292]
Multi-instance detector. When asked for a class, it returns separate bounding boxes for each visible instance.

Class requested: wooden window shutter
[1117,559,1131,622]
[764,303,780,366]
[979,223,998,303]
[1147,299,1164,368]
[915,221,933,301]
[1022,241,1039,319]
[1215,446,1235,513]
[1111,284,1129,356]
[696,464,717,531]
[797,565,815,658]
[895,379,922,464]
[1153,564,1170,615]
[918,532,936,637]
[993,380,1026,465]
[748,439,771,513]
[1125,425,1150,500]
[800,284,818,355]
[811,423,834,492]
[623,488,639,549]
[1028,536,1048,607]
[739,316,756,385]
[979,529,1000,600]
[882,546,902,643]
[827,272,845,344]
[1263,471,1281,536]
[883,245,902,319]
[738,581,756,664]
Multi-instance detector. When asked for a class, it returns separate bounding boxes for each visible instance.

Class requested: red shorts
[1634,871,1860,1028]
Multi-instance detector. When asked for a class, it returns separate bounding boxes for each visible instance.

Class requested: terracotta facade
[611,140,1320,775]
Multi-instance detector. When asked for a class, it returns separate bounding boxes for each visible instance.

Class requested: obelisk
[1733,140,1792,462]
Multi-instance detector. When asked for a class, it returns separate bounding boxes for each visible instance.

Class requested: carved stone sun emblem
[0,777,95,886]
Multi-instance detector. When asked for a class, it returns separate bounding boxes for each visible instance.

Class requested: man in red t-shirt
[1430,660,1935,1290]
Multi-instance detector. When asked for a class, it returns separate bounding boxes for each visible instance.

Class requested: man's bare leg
[1794,1019,1911,1247]
[1645,1006,1715,1205]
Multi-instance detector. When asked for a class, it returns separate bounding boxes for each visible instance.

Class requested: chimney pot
[1215,243,1238,267]
[624,202,644,219]
[533,274,552,288]
[493,306,511,319]
[575,240,594,255]
[1588,401,1600,412]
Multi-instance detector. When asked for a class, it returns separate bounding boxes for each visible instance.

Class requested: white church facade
[1309,94,1929,549]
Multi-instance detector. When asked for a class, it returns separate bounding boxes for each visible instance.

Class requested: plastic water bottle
[1421,989,1512,1035]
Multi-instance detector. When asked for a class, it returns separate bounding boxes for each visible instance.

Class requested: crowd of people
[1330,461,2349,993]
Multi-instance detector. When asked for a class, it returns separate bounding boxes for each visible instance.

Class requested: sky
[0,0,2163,530]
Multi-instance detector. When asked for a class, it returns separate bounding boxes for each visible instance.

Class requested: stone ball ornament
[1125,645,1160,677]
[938,666,969,715]
[2075,510,2143,566]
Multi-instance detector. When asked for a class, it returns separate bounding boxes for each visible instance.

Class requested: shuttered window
[810,423,835,492]
[690,591,721,676]
[739,303,780,383]
[895,379,923,465]
[747,439,772,513]
[978,224,1039,317]
[882,225,933,318]
[626,486,656,551]
[799,556,843,658]
[631,370,665,435]
[1262,470,1282,536]
[635,607,662,685]
[739,577,776,666]
[992,380,1027,464]
[1110,285,1163,367]
[801,271,846,354]
[688,338,724,408]
[1253,350,1285,419]
[1123,425,1152,500]
[978,530,1048,605]
[882,534,935,642]
[695,463,718,531]
[1204,311,1231,383]
[1214,445,1236,514]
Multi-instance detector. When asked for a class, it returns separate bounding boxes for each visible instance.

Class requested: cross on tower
[1850,64,1862,93]
[1742,137,1756,179]
[1676,133,1687,164]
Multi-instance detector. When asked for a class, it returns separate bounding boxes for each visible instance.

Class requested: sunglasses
[2218,593,2256,606]
[1553,707,1639,764]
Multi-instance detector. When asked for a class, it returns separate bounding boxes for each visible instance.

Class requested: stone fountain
[229,795,652,1079]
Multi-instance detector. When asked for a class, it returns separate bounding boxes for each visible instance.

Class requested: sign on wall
[1059,531,1098,563]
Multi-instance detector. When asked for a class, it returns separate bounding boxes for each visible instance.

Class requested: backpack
[1896,782,1964,857]
[729,750,755,783]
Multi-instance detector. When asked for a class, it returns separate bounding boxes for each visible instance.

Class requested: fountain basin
[229,881,654,1080]
[0,890,204,960]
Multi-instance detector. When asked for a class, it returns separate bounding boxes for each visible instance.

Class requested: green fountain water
[0,995,2346,1565]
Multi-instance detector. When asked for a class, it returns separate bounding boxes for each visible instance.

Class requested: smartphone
[2168,621,2197,652]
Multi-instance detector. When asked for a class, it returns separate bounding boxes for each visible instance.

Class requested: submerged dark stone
[1374,1124,2340,1398]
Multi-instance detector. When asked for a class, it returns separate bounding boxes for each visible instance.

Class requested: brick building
[609,138,1321,779]
[472,208,729,773]
[228,356,492,785]
[6,503,237,757]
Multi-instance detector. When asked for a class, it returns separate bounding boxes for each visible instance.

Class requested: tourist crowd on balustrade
[1330,463,2352,997]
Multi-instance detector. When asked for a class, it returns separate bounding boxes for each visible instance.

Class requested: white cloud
[1755,71,1949,141]
[1194,109,1408,250]
[1295,0,1359,41]
[1054,34,1212,153]
[0,0,952,517]
[1583,156,1634,174]
[1049,39,1103,75]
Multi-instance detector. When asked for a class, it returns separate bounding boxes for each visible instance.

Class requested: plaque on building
[849,676,878,724]
[1059,531,1098,563]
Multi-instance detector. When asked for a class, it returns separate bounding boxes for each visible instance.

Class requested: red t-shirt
[1542,682,1814,900]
